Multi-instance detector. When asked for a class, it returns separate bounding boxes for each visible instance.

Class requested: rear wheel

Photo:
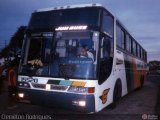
[140,76,144,88]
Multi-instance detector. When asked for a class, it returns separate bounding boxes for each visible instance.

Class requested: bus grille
[32,83,46,89]
[31,83,68,91]
[50,84,68,91]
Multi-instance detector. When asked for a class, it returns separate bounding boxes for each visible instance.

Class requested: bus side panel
[124,53,147,92]
[133,58,140,89]
[95,50,128,112]
[123,54,135,92]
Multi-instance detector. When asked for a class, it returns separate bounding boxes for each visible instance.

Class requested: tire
[109,80,122,109]
[140,76,144,88]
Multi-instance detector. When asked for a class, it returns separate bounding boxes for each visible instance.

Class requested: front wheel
[109,80,122,109]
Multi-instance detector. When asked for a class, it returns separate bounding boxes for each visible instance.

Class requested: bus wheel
[109,80,122,109]
[140,76,144,88]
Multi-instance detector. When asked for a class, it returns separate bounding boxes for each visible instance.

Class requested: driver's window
[27,38,41,61]
[99,36,112,84]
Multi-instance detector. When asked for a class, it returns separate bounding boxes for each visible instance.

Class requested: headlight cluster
[18,82,30,88]
[18,93,24,98]
[68,86,95,93]
[72,100,86,107]
[68,86,87,93]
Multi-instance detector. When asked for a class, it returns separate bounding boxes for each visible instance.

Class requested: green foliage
[149,60,160,70]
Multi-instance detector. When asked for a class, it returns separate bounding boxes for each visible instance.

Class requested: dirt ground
[0,77,159,120]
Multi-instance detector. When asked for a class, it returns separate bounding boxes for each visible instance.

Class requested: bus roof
[35,3,103,12]
[32,3,147,53]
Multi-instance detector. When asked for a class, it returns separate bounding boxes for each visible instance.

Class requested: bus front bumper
[18,88,95,113]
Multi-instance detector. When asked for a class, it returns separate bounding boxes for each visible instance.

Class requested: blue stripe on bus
[59,80,72,86]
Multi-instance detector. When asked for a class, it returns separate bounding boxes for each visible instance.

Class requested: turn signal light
[88,87,95,93]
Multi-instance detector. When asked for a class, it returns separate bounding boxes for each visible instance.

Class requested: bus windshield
[50,31,98,79]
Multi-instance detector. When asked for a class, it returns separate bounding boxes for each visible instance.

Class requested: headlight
[46,84,51,90]
[72,100,86,107]
[18,82,30,88]
[78,101,86,107]
[18,93,24,98]
[68,86,95,93]
[68,86,87,93]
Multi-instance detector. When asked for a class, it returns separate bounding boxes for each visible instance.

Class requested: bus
[17,3,147,113]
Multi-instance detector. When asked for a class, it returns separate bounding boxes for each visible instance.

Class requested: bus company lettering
[55,25,88,31]
[21,77,38,83]
[68,60,92,64]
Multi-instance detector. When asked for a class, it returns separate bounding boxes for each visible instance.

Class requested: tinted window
[122,31,125,49]
[142,49,144,60]
[99,36,113,84]
[139,47,141,58]
[141,48,143,59]
[126,34,132,53]
[102,38,111,59]
[116,25,125,49]
[132,40,137,55]
[28,7,100,29]
[145,52,147,61]
[137,45,140,58]
[102,11,114,38]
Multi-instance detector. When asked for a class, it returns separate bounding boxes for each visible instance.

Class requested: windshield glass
[28,7,100,30]
[20,34,52,76]
[50,31,98,79]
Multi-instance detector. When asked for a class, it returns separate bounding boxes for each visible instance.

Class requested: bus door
[98,35,113,84]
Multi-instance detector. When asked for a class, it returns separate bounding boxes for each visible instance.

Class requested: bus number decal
[21,77,38,83]
[99,88,110,104]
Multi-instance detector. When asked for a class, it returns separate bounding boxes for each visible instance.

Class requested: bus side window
[99,37,112,84]
[102,38,111,59]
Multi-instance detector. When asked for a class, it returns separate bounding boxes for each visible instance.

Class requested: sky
[0,0,160,61]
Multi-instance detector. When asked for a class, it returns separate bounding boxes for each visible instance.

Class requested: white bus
[18,3,147,113]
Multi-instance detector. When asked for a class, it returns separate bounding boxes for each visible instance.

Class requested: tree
[149,60,160,71]
[0,26,26,57]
